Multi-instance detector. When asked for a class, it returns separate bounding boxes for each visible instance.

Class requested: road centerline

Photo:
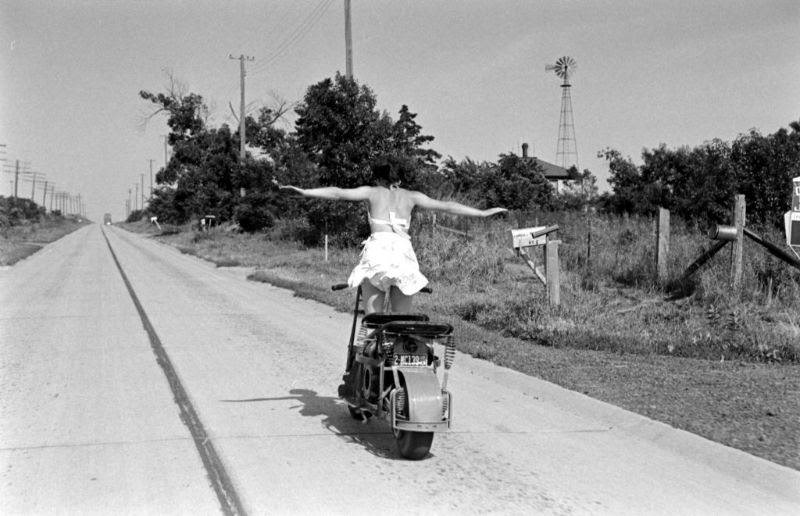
[101,228,247,516]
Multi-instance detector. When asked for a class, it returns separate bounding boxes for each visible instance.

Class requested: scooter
[332,283,456,460]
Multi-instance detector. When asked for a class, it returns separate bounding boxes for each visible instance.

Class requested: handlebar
[331,283,432,294]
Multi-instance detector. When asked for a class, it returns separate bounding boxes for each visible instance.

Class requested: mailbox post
[785,176,800,259]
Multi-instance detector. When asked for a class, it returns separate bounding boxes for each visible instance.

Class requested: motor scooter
[332,283,455,460]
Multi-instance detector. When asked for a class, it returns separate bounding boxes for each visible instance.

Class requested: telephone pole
[42,181,48,211]
[14,160,19,198]
[140,173,145,210]
[344,0,353,78]
[30,172,45,201]
[148,159,155,198]
[229,54,255,162]
[134,183,139,211]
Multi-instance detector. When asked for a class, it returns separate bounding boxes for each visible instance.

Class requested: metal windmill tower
[545,56,579,171]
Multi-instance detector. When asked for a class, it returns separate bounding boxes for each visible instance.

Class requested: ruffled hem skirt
[347,232,428,295]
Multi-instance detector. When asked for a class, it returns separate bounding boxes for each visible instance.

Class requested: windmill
[545,56,579,172]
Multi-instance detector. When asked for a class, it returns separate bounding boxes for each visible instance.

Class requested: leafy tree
[139,72,209,146]
[291,73,440,245]
[731,121,800,225]
[484,153,553,210]
[434,154,553,211]
[600,120,800,228]
[553,168,600,211]
[245,104,290,158]
[141,77,244,224]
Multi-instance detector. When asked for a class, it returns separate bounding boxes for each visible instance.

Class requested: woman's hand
[482,207,508,217]
[273,179,304,195]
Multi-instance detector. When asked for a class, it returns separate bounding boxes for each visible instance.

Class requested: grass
[0,216,90,266]
[120,214,800,470]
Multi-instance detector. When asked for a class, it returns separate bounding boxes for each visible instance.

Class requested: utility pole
[229,54,254,162]
[42,181,48,211]
[128,188,132,217]
[140,173,145,210]
[134,183,139,211]
[48,185,54,212]
[148,159,154,198]
[344,0,353,79]
[14,160,19,198]
[30,172,44,201]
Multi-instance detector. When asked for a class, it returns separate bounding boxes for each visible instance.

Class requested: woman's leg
[360,281,385,314]
[389,286,413,313]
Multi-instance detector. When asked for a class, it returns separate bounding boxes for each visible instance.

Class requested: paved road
[1,224,799,515]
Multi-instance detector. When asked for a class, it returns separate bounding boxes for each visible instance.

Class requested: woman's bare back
[365,186,417,234]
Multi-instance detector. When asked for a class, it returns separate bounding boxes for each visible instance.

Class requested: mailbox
[792,176,800,211]
[787,211,800,249]
[712,225,738,241]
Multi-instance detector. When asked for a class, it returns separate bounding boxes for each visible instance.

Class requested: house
[521,143,571,181]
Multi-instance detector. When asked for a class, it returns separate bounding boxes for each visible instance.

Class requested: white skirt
[347,232,429,295]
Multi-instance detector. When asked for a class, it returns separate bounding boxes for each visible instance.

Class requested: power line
[249,0,334,75]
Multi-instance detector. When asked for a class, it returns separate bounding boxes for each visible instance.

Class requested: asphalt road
[1,224,799,515]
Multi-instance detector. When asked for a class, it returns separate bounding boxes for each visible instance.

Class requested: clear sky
[1,0,798,221]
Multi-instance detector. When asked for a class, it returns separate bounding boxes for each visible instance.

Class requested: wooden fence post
[731,195,745,292]
[656,208,670,283]
[546,239,560,306]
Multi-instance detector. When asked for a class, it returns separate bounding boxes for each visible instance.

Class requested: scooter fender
[399,368,443,423]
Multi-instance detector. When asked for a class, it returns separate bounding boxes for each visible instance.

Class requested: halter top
[368,211,410,238]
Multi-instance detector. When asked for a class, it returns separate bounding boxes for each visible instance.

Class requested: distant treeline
[138,72,800,243]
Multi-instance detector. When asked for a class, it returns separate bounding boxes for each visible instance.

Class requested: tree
[600,120,800,228]
[139,71,209,146]
[141,78,240,223]
[731,122,800,226]
[483,153,553,211]
[434,154,553,211]
[291,73,440,245]
[599,148,648,215]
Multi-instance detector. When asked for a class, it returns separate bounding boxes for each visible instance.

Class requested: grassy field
[0,216,90,266]
[121,214,800,470]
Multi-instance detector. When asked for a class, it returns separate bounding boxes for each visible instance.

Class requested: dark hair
[371,160,401,186]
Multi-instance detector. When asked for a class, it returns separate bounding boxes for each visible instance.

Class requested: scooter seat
[379,320,453,338]
[361,313,429,328]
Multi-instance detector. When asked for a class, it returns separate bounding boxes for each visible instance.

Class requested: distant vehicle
[103,213,112,225]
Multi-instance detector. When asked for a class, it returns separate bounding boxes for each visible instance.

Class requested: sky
[1,0,798,222]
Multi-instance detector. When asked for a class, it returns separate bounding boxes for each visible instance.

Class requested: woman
[276,165,506,314]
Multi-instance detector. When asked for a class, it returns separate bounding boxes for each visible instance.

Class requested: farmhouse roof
[520,142,572,180]
[530,157,571,180]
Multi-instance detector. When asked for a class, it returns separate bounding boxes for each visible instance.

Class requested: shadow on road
[221,388,410,460]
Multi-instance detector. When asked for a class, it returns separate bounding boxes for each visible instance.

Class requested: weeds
[139,210,799,363]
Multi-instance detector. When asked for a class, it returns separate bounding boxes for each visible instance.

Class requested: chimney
[522,142,529,158]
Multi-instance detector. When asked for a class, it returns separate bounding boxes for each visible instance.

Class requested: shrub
[126,209,145,223]
[0,196,45,226]
[234,192,275,232]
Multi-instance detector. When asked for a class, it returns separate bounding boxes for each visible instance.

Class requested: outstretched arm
[275,181,372,202]
[411,192,507,217]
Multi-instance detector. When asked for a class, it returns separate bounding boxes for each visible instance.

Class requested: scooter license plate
[395,354,427,366]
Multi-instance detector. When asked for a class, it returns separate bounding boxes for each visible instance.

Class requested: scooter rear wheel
[394,430,434,460]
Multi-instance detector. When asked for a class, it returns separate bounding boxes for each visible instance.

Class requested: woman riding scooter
[275,163,506,313]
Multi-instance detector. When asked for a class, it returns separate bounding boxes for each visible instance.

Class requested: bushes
[0,196,46,226]
[126,209,145,223]
[234,192,275,232]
